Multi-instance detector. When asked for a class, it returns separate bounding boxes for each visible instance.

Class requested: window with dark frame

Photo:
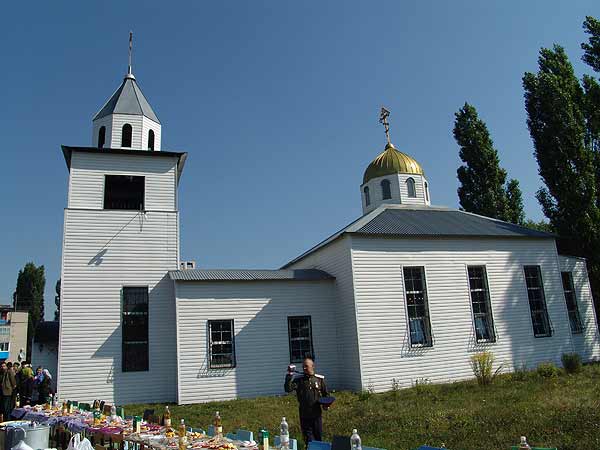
[406,177,417,198]
[524,266,552,337]
[425,182,429,202]
[381,179,392,200]
[148,129,155,151]
[98,126,106,149]
[403,266,433,347]
[104,175,145,210]
[364,186,370,206]
[208,320,236,369]
[561,272,584,334]
[467,266,496,342]
[288,316,314,363]
[122,123,133,147]
[122,287,149,372]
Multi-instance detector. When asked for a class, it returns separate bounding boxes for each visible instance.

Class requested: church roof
[282,205,555,268]
[93,76,160,123]
[169,268,334,282]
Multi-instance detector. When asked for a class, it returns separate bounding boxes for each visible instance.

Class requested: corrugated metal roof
[355,208,554,238]
[94,77,160,123]
[282,205,554,268]
[169,268,334,282]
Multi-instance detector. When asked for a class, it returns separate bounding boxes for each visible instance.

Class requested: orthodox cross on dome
[379,106,391,145]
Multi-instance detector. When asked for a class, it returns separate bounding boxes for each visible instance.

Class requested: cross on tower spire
[126,31,135,79]
[379,106,391,145]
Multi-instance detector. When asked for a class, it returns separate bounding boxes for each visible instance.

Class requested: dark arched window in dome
[98,126,106,149]
[425,181,430,202]
[407,177,417,198]
[121,124,133,148]
[381,179,392,200]
[148,129,155,151]
[364,186,371,206]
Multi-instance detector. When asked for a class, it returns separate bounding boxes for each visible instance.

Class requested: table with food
[8,402,261,450]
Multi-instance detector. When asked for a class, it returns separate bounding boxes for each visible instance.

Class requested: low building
[32,321,59,376]
[0,306,28,362]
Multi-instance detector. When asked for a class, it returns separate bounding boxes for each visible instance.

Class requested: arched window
[407,177,416,198]
[98,126,106,149]
[425,181,429,202]
[148,129,155,151]
[121,124,132,148]
[364,186,371,206]
[381,179,392,200]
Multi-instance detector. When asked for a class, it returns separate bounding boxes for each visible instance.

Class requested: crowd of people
[0,361,53,420]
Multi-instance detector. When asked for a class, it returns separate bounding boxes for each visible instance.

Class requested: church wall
[175,280,339,404]
[58,208,179,404]
[558,255,600,361]
[92,117,112,148]
[350,236,577,393]
[285,236,363,391]
[68,151,178,211]
[142,117,161,151]
[361,174,428,214]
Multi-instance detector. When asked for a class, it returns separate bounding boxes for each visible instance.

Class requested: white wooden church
[56,50,600,405]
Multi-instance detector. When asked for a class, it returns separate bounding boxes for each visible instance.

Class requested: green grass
[125,363,600,450]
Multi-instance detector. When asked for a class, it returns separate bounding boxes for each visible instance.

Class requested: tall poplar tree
[453,102,525,224]
[13,262,46,358]
[523,16,600,313]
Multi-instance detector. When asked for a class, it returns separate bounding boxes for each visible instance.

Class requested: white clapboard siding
[109,114,144,150]
[175,280,339,404]
[142,117,162,151]
[361,174,429,214]
[58,209,179,404]
[350,236,576,392]
[286,236,362,391]
[558,255,600,361]
[68,151,178,211]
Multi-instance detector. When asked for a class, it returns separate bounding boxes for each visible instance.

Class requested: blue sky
[0,1,598,318]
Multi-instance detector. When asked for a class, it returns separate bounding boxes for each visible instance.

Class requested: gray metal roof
[93,77,160,123]
[282,205,555,268]
[169,268,334,282]
[355,208,554,238]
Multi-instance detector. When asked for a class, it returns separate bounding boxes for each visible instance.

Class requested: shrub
[470,351,503,386]
[510,363,529,382]
[537,362,559,378]
[561,353,582,374]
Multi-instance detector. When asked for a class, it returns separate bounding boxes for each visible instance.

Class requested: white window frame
[208,319,236,369]
[287,316,315,363]
[465,265,497,343]
[561,271,584,334]
[401,265,433,348]
[523,266,552,338]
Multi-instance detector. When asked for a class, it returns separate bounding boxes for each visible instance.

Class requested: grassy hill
[125,363,600,450]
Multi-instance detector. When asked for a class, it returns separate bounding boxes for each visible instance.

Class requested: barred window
[122,287,149,372]
[208,320,236,369]
[104,175,145,210]
[561,272,583,334]
[403,267,433,347]
[288,316,314,363]
[524,266,552,337]
[467,266,496,342]
[0,343,8,352]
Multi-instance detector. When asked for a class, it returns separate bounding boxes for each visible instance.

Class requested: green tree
[523,30,600,313]
[12,262,45,359]
[523,219,554,233]
[54,279,60,321]
[453,102,525,224]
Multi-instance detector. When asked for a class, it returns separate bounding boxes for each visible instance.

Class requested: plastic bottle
[214,411,222,438]
[163,405,172,428]
[351,429,362,450]
[518,436,531,450]
[279,417,289,449]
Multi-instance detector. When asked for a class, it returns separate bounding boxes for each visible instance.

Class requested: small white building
[56,56,600,405]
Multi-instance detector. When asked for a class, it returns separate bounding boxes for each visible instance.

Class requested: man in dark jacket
[0,362,17,420]
[284,357,329,447]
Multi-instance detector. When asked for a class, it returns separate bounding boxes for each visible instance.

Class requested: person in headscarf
[36,369,52,405]
[19,366,34,406]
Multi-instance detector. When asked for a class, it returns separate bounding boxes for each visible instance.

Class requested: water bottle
[350,429,362,450]
[518,436,531,450]
[279,417,289,449]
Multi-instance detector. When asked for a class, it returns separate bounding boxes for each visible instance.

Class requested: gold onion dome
[363,142,424,184]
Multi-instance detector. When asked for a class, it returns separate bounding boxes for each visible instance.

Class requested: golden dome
[363,142,424,184]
